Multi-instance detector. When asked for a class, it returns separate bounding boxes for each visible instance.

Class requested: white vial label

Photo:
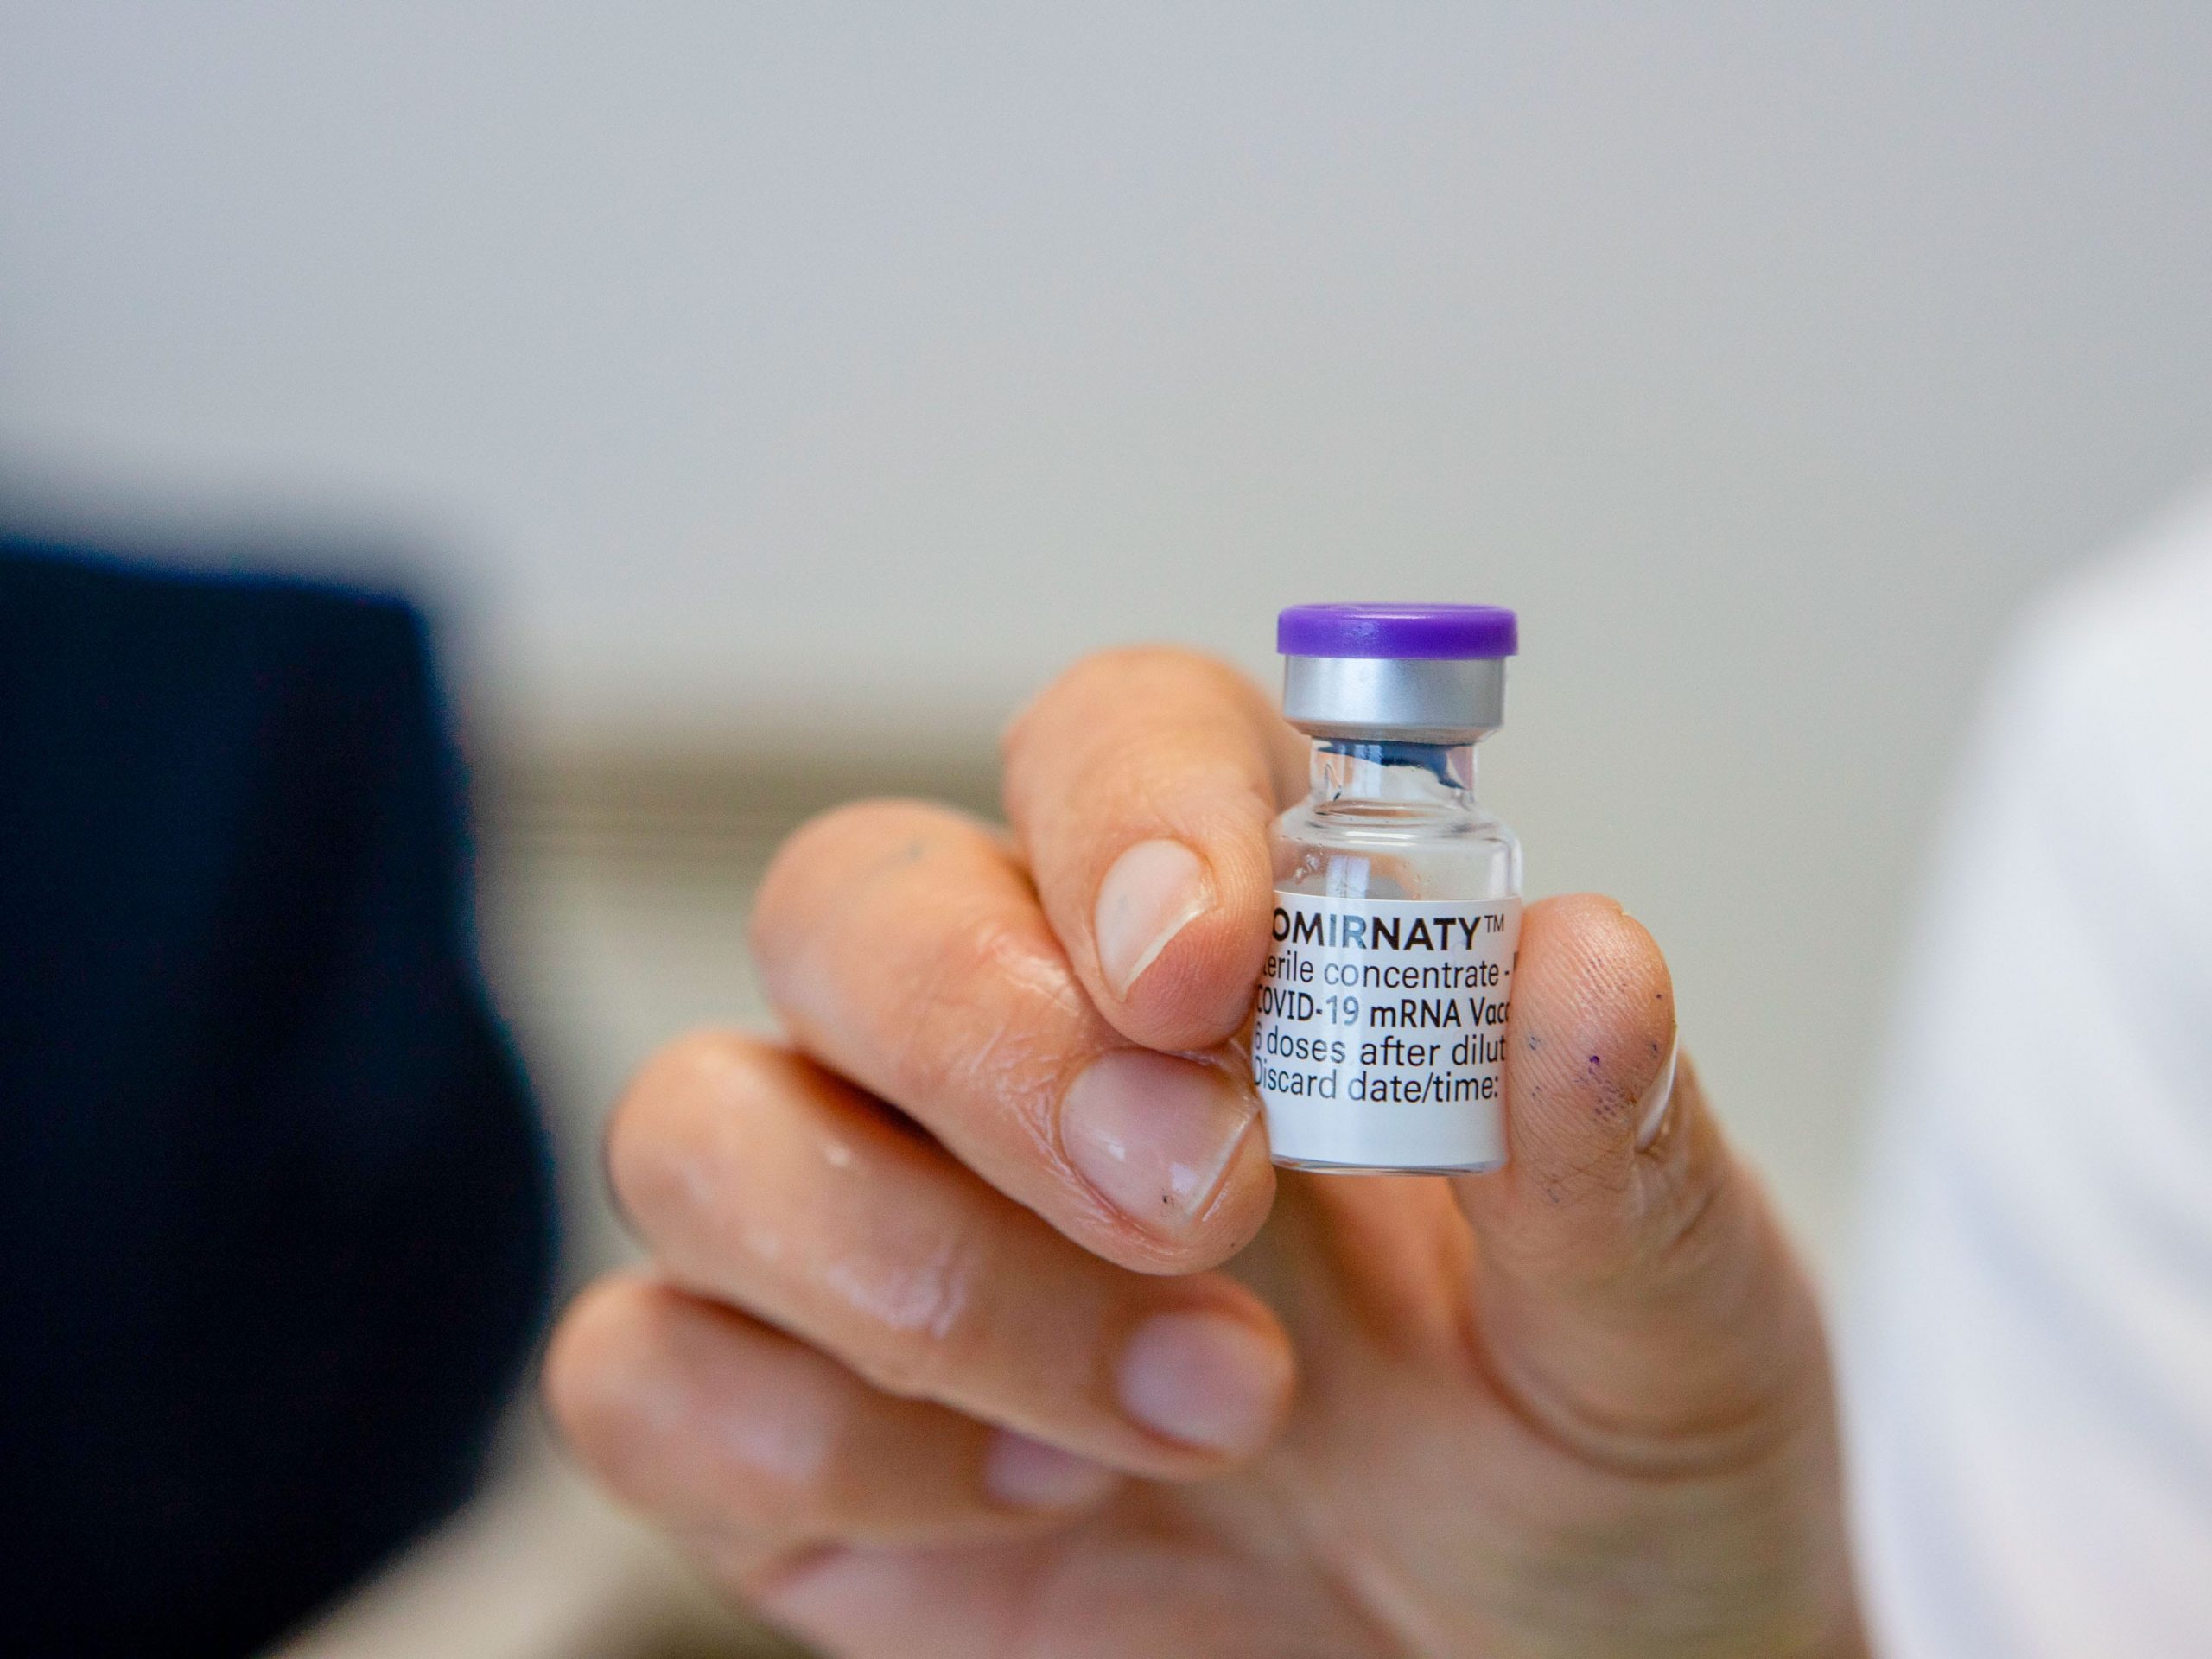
[1252,891,1522,1171]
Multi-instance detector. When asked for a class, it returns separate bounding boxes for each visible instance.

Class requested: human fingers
[602,1033,1294,1478]
[1453,895,1833,1465]
[747,1529,1391,1659]
[1001,647,1303,1052]
[544,1274,1128,1564]
[749,798,1274,1273]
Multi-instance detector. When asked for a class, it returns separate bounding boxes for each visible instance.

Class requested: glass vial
[1252,603,1523,1173]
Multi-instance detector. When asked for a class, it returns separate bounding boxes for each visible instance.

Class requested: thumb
[1453,894,1830,1466]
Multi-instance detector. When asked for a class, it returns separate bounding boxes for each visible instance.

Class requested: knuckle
[541,1278,660,1482]
[836,1224,989,1403]
[880,907,1078,1121]
[545,1284,834,1537]
[1072,644,1242,697]
[750,798,982,969]
[757,797,963,899]
[1003,646,1247,762]
[604,1030,784,1236]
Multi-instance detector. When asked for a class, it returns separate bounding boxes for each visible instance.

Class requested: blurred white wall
[7,2,2212,1262]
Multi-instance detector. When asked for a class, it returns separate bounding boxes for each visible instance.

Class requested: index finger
[1001,647,1303,1052]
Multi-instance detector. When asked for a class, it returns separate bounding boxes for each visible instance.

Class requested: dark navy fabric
[0,532,556,1658]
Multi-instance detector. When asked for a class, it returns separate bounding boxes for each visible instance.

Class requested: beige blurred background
[6,3,2212,1652]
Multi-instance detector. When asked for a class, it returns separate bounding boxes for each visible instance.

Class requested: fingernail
[1634,1033,1681,1150]
[1060,1049,1256,1232]
[1116,1310,1285,1455]
[982,1430,1117,1510]
[1094,837,1212,999]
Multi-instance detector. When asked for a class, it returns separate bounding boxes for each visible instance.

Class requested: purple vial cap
[1276,602,1518,660]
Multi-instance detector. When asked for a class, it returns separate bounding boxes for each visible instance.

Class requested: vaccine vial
[1252,603,1523,1173]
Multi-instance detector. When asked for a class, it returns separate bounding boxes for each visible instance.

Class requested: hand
[544,649,1866,1658]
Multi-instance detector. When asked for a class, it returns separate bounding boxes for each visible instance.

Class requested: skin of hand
[543,649,1867,1659]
